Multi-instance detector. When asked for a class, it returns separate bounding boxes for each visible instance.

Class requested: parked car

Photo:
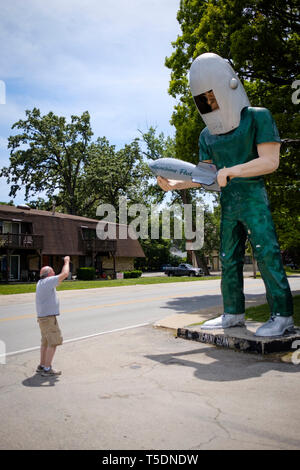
[164,263,203,277]
[161,264,173,271]
[286,263,299,271]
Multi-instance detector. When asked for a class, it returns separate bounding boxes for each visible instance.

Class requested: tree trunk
[180,189,210,274]
[194,251,210,275]
[252,253,257,279]
[181,189,193,264]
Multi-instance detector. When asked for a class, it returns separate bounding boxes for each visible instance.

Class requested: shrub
[77,267,96,280]
[123,270,142,279]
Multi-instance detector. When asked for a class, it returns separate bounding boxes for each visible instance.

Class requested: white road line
[0,322,151,359]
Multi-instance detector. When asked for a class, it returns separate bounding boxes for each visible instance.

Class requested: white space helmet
[189,52,250,135]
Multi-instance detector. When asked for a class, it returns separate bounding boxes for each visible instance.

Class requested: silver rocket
[149,157,220,192]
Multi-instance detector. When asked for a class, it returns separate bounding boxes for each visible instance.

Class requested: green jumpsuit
[199,106,293,317]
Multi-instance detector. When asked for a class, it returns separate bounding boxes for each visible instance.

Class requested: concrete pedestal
[177,322,300,355]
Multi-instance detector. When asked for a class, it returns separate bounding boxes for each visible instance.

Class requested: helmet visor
[193,89,219,114]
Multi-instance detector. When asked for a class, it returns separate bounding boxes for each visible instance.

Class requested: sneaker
[41,367,62,377]
[255,315,294,337]
[36,365,44,374]
[200,313,245,330]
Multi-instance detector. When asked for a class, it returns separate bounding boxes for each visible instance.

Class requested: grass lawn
[250,271,299,279]
[0,275,221,295]
[245,295,300,326]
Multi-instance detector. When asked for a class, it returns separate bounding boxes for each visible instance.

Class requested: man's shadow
[146,345,299,382]
[22,373,60,387]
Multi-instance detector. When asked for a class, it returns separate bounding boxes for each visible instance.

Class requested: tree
[1,108,150,219]
[141,126,220,273]
[82,137,149,220]
[1,108,93,215]
[139,127,179,206]
[134,238,174,271]
[165,0,300,252]
[0,201,14,206]
[202,202,221,263]
[27,197,55,212]
[166,0,299,96]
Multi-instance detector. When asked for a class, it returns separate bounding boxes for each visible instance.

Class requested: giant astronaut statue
[158,52,294,337]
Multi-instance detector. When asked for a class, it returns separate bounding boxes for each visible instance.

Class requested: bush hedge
[123,270,142,279]
[77,267,96,280]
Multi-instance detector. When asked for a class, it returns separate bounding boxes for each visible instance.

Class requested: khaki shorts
[38,316,63,347]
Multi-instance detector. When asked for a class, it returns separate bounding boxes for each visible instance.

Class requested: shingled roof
[0,204,145,258]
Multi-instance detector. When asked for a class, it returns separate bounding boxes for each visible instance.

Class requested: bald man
[35,256,70,377]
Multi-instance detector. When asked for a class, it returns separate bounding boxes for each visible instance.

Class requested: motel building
[0,204,145,283]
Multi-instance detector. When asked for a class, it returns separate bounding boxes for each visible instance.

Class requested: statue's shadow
[145,345,299,382]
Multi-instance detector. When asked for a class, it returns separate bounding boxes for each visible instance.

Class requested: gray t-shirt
[36,275,60,318]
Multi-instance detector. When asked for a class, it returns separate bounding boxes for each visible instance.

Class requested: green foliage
[201,203,221,258]
[140,126,221,272]
[0,108,150,218]
[139,127,179,205]
[83,137,148,219]
[166,0,299,90]
[27,197,56,211]
[122,270,142,278]
[135,238,174,271]
[76,267,96,280]
[0,201,14,206]
[1,108,93,215]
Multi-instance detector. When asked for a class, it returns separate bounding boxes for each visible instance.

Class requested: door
[11,223,20,246]
[10,255,20,280]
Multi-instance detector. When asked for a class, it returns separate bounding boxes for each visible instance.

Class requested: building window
[82,228,96,240]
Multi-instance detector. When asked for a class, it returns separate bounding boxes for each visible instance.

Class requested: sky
[0,0,183,205]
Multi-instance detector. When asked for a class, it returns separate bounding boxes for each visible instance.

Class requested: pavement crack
[205,399,232,440]
[168,389,234,443]
[191,434,218,450]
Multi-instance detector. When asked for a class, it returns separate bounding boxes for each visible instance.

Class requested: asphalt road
[1,276,300,355]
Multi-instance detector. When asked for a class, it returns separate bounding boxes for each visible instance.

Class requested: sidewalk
[1,322,300,450]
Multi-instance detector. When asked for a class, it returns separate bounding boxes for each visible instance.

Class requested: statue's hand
[157,176,184,191]
[217,168,232,187]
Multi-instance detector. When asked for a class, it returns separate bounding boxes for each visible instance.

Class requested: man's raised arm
[58,256,70,284]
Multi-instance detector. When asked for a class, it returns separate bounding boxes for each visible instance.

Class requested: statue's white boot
[200,313,245,330]
[255,315,294,337]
